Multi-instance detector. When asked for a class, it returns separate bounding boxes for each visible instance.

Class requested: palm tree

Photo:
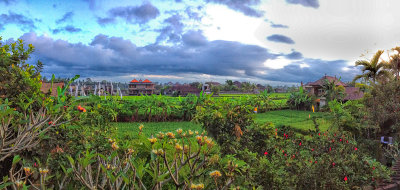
[388,47,400,79]
[353,50,390,83]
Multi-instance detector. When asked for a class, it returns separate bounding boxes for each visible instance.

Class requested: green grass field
[254,110,331,132]
[115,109,331,138]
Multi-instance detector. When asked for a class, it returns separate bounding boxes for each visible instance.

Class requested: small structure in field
[129,79,155,95]
[40,82,64,96]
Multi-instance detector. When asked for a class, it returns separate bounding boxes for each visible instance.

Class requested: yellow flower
[195,131,199,135]
[176,128,183,134]
[175,143,183,152]
[157,132,165,139]
[15,180,25,188]
[210,170,222,178]
[111,142,119,150]
[183,145,189,153]
[152,149,164,155]
[166,132,175,139]
[39,168,49,175]
[148,137,157,144]
[139,124,144,131]
[24,167,32,176]
[127,148,134,154]
[191,183,205,190]
[196,135,203,145]
[205,139,214,148]
[188,130,194,136]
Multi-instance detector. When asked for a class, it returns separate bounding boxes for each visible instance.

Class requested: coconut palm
[353,50,390,83]
[388,47,400,79]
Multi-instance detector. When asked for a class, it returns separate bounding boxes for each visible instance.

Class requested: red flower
[33,163,38,167]
[332,162,335,166]
[318,133,320,136]
[282,150,285,153]
[311,148,314,151]
[48,121,52,125]
[299,142,302,146]
[315,161,317,163]
[354,147,358,151]
[329,147,331,151]
[334,133,336,136]
[344,176,348,181]
[340,139,342,142]
[372,167,375,170]
[264,151,268,155]
[346,140,348,143]
[284,154,287,156]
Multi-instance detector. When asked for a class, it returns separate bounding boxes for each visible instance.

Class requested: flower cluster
[190,183,205,189]
[209,170,222,178]
[77,105,86,112]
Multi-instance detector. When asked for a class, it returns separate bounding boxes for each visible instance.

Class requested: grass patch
[114,122,203,139]
[114,110,331,139]
[254,110,331,132]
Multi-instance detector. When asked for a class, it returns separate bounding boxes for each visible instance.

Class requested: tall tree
[388,47,400,79]
[353,50,390,83]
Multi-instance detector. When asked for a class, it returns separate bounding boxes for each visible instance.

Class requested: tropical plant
[322,78,346,102]
[353,50,390,83]
[287,86,314,110]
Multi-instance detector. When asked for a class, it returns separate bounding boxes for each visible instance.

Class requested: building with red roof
[304,75,363,106]
[129,79,155,95]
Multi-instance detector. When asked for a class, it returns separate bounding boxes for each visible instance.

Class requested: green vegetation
[2,37,400,189]
[254,110,331,132]
[115,121,202,139]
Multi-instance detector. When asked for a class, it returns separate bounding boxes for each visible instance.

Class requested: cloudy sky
[1,0,399,85]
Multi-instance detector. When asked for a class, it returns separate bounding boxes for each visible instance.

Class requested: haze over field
[1,0,399,85]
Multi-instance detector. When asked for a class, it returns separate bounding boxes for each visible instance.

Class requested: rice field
[115,109,331,138]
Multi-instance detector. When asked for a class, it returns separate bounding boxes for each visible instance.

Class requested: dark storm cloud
[97,2,160,26]
[156,14,184,43]
[284,50,303,60]
[206,0,264,17]
[267,34,295,44]
[19,32,276,80]
[0,11,36,31]
[286,0,319,8]
[56,11,74,24]
[182,30,208,47]
[52,25,82,34]
[262,59,357,82]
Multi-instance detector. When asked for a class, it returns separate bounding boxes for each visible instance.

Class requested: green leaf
[12,155,21,165]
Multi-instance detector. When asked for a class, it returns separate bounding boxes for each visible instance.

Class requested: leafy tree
[353,50,390,83]
[0,37,43,103]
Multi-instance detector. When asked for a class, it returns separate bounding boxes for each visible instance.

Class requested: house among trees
[170,84,201,96]
[40,82,64,96]
[304,75,364,106]
[129,79,155,95]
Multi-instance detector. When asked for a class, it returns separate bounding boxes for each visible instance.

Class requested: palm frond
[371,50,384,66]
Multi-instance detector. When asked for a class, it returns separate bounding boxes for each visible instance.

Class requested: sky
[1,0,400,85]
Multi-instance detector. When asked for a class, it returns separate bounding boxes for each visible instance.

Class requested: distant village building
[304,76,363,107]
[205,81,221,86]
[129,79,155,95]
[170,84,201,96]
[40,82,64,96]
